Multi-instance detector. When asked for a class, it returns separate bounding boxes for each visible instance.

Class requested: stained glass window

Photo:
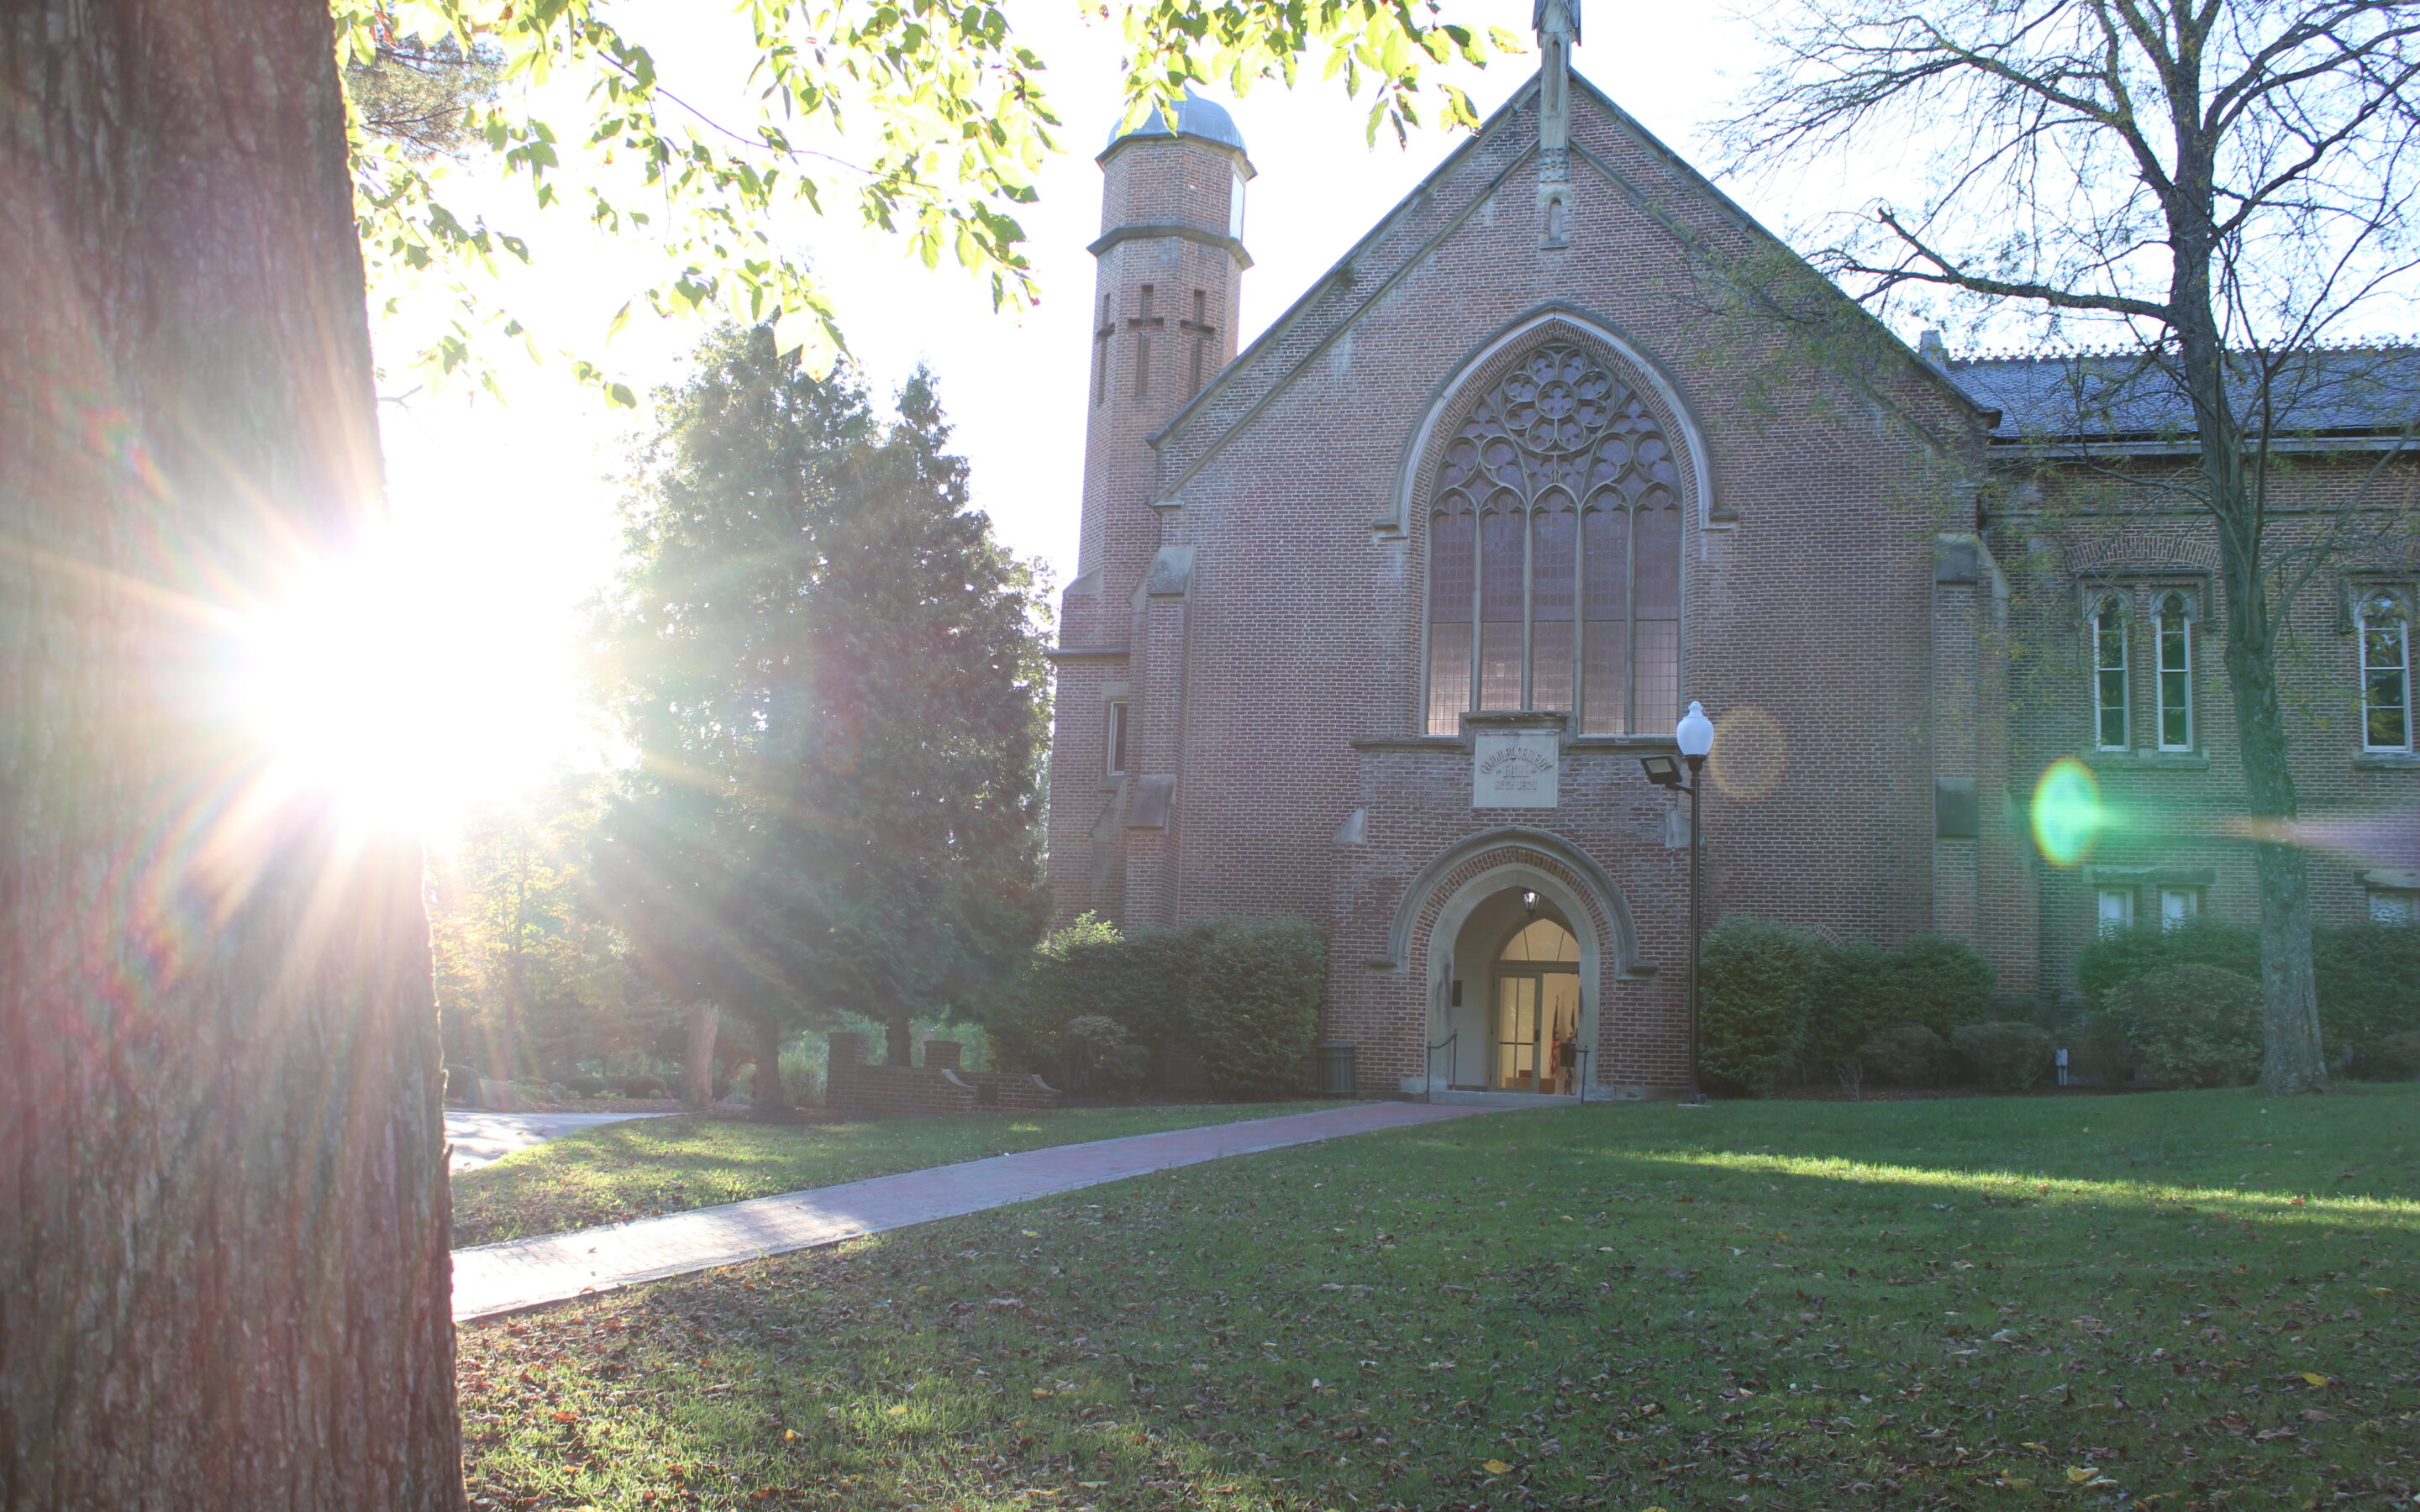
[1426,344,1685,735]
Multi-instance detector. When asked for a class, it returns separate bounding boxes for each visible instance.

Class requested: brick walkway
[452,1100,1495,1322]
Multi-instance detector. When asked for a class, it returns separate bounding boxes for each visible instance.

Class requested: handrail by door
[1425,1029,1458,1105]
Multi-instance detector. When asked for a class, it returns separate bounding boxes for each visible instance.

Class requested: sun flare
[233,528,591,828]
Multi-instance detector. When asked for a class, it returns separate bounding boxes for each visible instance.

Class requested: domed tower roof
[1103,87,1247,157]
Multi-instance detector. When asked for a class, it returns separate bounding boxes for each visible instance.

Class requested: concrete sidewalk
[452,1100,1492,1321]
[445,1110,674,1173]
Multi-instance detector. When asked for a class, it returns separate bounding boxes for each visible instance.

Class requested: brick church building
[1042,19,2420,1099]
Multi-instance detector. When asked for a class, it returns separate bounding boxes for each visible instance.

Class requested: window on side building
[2360,591,2412,752]
[2096,886,2137,935]
[2156,592,2193,751]
[2092,596,2128,750]
[2370,889,2417,925]
[2158,887,2200,930]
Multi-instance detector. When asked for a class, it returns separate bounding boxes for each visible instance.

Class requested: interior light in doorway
[1523,890,1538,913]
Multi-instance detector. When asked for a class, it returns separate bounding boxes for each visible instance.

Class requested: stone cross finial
[1534,0,1580,154]
[1534,0,1579,245]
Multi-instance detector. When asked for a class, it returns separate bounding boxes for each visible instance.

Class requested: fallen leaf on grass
[1481,1459,1514,1476]
[2301,1372,2331,1388]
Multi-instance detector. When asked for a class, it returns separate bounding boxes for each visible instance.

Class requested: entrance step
[1423,1088,1583,1108]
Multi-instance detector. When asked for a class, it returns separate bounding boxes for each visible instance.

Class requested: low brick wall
[824,1032,1059,1119]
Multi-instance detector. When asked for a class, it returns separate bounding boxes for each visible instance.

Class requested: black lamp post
[1640,700,1716,1103]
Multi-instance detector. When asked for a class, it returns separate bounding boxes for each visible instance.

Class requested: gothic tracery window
[2091,596,2128,750]
[1425,344,1682,736]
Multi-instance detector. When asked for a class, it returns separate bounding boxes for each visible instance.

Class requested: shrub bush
[2369,1030,2420,1080]
[1802,941,1893,1069]
[620,1073,669,1099]
[997,913,1201,1085]
[2075,916,2260,1005]
[1886,936,1996,1034]
[1697,917,1823,1095]
[1951,1021,2052,1089]
[2068,1014,2137,1087]
[1791,935,1994,1083]
[2312,921,2420,1074]
[2108,964,2263,1089]
[1860,1022,1948,1086]
[1188,916,1328,1096]
[777,1043,820,1108]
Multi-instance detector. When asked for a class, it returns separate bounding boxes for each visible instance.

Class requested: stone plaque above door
[1467,712,1565,809]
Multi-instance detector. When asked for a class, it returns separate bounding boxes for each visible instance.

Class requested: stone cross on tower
[1534,0,1580,248]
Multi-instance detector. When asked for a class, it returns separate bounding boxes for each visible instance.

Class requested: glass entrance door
[1494,974,1540,1090]
[1494,968,1581,1091]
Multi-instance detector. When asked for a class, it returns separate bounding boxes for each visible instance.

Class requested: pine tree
[592,325,1050,1102]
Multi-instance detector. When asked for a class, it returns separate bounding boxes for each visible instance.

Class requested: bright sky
[352,3,1891,822]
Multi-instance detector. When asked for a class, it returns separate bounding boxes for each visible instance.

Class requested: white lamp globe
[1676,700,1714,758]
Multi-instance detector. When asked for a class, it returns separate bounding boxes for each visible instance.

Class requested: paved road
[445,1110,673,1173]
[451,1100,1499,1321]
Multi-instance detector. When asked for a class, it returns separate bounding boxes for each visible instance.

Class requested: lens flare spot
[1709,705,1786,801]
[2030,757,2103,868]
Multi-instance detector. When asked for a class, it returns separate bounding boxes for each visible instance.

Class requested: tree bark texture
[0,3,463,1508]
[886,1014,915,1068]
[683,1000,719,1107]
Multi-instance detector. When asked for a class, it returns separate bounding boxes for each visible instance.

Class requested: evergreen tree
[592,325,1050,1105]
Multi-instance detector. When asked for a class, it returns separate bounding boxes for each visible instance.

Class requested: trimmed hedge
[2108,964,2264,1089]
[1188,916,1328,1096]
[1952,1021,2053,1089]
[1697,917,1823,1096]
[997,911,1326,1096]
[1860,1022,1947,1087]
[2312,922,2420,1075]
[1701,920,1999,1094]
[2074,916,2420,1078]
[2075,917,2260,1006]
[1803,936,1993,1072]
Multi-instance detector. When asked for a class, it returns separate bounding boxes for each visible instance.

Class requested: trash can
[1315,1042,1358,1098]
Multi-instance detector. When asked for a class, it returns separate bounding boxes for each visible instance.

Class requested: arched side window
[2091,596,2128,751]
[2155,591,2193,751]
[1424,344,1682,736]
[2361,591,2412,752]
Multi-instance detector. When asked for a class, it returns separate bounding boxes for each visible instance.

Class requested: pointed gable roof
[1145,69,1993,501]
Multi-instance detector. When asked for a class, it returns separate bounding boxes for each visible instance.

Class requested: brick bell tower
[1050,88,1253,923]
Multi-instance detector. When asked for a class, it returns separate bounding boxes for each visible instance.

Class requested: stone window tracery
[1425,344,1682,736]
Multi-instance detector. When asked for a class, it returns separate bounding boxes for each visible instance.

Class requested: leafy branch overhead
[338,1,1515,400]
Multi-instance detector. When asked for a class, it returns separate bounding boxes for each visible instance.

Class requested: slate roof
[1945,345,2420,443]
[1105,87,1246,157]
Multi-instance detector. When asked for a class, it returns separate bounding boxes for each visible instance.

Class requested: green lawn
[451,1102,1342,1247]
[456,1086,2420,1511]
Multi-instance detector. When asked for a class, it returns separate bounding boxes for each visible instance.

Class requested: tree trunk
[683,1000,721,1107]
[752,1011,792,1117]
[2175,279,2329,1096]
[886,1013,916,1068]
[0,4,462,1507]
[2223,601,2331,1095]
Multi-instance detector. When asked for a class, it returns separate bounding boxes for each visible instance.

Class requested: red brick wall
[1987,453,2420,998]
[1043,72,2419,1095]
